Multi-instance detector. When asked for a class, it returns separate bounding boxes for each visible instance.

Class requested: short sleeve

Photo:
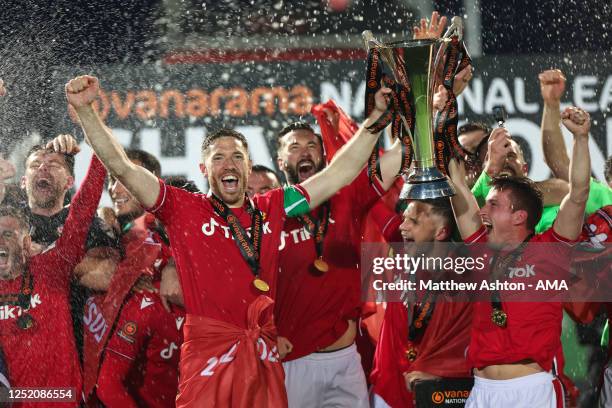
[146,178,199,227]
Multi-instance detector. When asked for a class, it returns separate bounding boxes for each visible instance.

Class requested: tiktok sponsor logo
[278,217,335,251]
[507,264,536,278]
[201,218,272,239]
[160,342,179,360]
[0,294,42,320]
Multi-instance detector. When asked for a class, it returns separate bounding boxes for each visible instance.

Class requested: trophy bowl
[364,36,456,200]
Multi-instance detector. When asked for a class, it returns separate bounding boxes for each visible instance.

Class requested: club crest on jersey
[118,321,138,343]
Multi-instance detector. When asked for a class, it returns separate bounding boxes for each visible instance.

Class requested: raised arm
[553,107,591,240]
[65,75,160,208]
[448,159,482,239]
[301,88,390,209]
[539,69,570,181]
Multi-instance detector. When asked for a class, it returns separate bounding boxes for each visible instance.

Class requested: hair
[276,122,321,150]
[458,122,492,156]
[164,176,201,193]
[605,155,612,184]
[251,164,281,184]
[201,128,249,157]
[126,149,162,177]
[458,122,491,137]
[489,175,543,231]
[0,205,31,232]
[421,197,456,237]
[25,144,75,176]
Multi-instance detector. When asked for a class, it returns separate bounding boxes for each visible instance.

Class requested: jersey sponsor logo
[278,217,335,251]
[83,297,109,343]
[160,342,178,360]
[175,316,185,331]
[507,264,535,278]
[201,217,272,239]
[0,294,42,320]
[118,321,138,344]
[140,296,155,310]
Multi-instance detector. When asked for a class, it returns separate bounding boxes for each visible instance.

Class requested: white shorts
[283,343,369,408]
[466,372,564,408]
[371,393,391,408]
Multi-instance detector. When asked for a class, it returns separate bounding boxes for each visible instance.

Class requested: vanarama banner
[46,50,610,191]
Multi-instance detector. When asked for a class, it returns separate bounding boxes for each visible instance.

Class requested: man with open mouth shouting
[0,150,106,407]
[66,73,393,407]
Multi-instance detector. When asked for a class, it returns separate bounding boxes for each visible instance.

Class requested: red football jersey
[275,170,385,360]
[465,225,574,371]
[97,292,184,408]
[0,155,105,407]
[148,180,290,328]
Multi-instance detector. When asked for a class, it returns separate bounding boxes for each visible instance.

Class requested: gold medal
[491,308,507,328]
[313,258,329,273]
[405,347,418,362]
[253,278,270,292]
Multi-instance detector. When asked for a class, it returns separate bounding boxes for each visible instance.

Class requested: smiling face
[200,136,251,207]
[0,215,30,281]
[480,188,521,247]
[22,150,74,211]
[277,129,325,185]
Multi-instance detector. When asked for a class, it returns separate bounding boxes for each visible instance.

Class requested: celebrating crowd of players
[0,12,611,408]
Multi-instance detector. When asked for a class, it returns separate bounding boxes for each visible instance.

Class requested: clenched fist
[65,75,100,109]
[561,106,590,139]
[539,69,566,106]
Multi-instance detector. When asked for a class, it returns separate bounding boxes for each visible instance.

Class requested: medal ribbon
[0,267,33,309]
[298,201,331,260]
[407,289,438,342]
[432,37,472,174]
[489,234,533,326]
[364,47,414,183]
[209,194,264,278]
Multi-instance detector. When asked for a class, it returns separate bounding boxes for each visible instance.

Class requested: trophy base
[400,167,456,200]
